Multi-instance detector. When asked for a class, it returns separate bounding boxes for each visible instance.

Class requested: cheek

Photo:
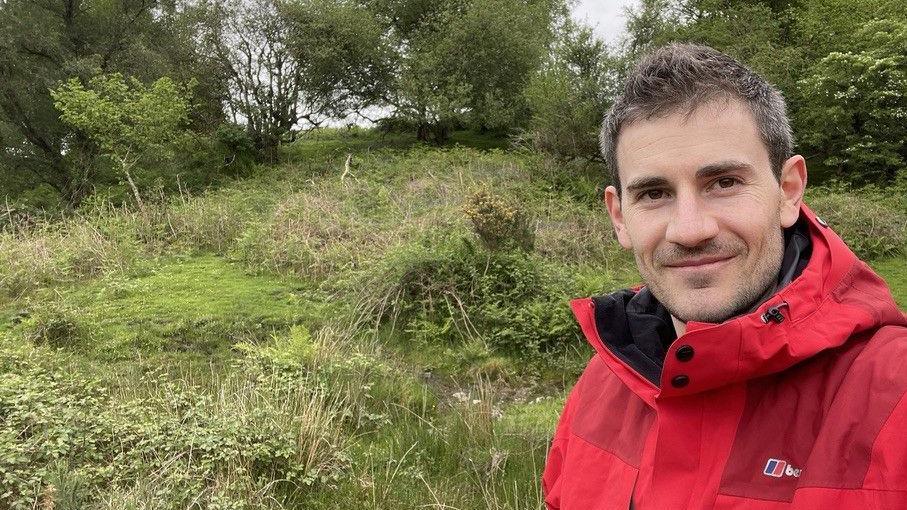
[624,222,664,262]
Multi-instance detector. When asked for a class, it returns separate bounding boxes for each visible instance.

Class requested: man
[542,44,907,509]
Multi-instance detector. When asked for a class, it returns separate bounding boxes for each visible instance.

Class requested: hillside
[1,130,905,509]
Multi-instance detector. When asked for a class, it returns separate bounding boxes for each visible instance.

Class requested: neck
[671,315,686,337]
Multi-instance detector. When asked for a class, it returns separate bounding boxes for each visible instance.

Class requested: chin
[666,292,738,324]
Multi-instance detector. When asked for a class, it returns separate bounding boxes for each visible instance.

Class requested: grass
[5,255,329,360]
[870,256,907,309]
[0,128,904,509]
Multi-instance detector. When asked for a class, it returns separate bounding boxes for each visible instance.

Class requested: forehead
[615,98,772,188]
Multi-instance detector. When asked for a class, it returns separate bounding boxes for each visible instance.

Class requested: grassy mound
[0,130,904,509]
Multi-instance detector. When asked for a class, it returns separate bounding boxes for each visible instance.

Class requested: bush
[0,229,66,300]
[358,234,580,356]
[522,23,617,163]
[463,186,535,252]
[166,187,273,253]
[807,186,907,259]
[0,208,140,300]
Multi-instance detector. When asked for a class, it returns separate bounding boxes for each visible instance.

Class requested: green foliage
[51,73,194,207]
[0,343,350,510]
[463,186,535,252]
[806,185,907,259]
[386,0,560,140]
[52,74,193,158]
[433,0,555,131]
[0,209,140,301]
[797,19,907,184]
[523,22,619,162]
[213,123,259,177]
[283,0,395,116]
[21,300,90,350]
[363,235,580,355]
[0,0,226,206]
[30,255,326,356]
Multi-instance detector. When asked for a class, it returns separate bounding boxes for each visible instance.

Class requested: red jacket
[543,205,907,509]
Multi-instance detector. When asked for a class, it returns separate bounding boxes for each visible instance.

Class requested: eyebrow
[696,160,755,179]
[624,160,756,195]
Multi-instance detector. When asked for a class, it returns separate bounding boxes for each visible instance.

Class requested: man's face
[604,98,804,324]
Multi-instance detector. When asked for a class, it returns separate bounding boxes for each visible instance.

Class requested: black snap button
[676,345,694,362]
[671,375,690,388]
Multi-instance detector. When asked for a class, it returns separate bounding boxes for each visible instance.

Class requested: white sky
[571,0,639,45]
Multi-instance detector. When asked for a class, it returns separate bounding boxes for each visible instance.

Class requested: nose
[664,194,719,247]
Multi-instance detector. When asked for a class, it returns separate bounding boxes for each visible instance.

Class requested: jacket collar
[571,204,907,402]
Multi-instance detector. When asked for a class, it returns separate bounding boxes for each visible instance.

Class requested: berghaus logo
[763,458,801,478]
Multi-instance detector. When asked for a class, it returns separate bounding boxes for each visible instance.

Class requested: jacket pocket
[554,433,639,510]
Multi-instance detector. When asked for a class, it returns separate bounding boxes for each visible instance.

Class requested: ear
[604,185,633,249]
[779,155,807,228]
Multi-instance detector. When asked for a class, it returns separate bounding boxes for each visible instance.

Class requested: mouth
[664,255,735,271]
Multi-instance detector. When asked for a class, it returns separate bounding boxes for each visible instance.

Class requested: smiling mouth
[664,255,735,270]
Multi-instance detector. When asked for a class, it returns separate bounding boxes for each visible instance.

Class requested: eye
[638,189,665,201]
[717,177,738,188]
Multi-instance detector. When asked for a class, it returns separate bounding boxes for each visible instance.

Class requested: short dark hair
[600,44,793,195]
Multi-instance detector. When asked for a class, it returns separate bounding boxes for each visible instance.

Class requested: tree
[523,21,620,162]
[51,73,193,210]
[368,0,562,142]
[200,0,380,161]
[0,0,226,206]
[797,19,907,184]
[282,0,395,123]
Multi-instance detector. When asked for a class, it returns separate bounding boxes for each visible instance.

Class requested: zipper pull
[761,301,789,324]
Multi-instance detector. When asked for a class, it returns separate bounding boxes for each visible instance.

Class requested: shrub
[358,235,580,356]
[463,186,535,252]
[0,228,65,300]
[0,209,140,300]
[807,187,907,259]
[59,212,140,278]
[166,187,272,253]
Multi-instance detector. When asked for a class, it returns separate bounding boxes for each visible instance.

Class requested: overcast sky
[572,0,639,45]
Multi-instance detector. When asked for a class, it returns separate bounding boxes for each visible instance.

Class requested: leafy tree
[430,0,556,132]
[797,19,907,184]
[0,0,226,206]
[200,0,393,161]
[523,21,620,162]
[282,0,395,123]
[375,0,561,141]
[51,73,193,210]
[793,0,906,63]
[197,0,309,161]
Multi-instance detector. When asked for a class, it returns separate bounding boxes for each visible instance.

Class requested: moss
[9,255,331,359]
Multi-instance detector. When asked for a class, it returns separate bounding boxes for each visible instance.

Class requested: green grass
[5,255,333,360]
[282,128,512,164]
[870,256,907,310]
